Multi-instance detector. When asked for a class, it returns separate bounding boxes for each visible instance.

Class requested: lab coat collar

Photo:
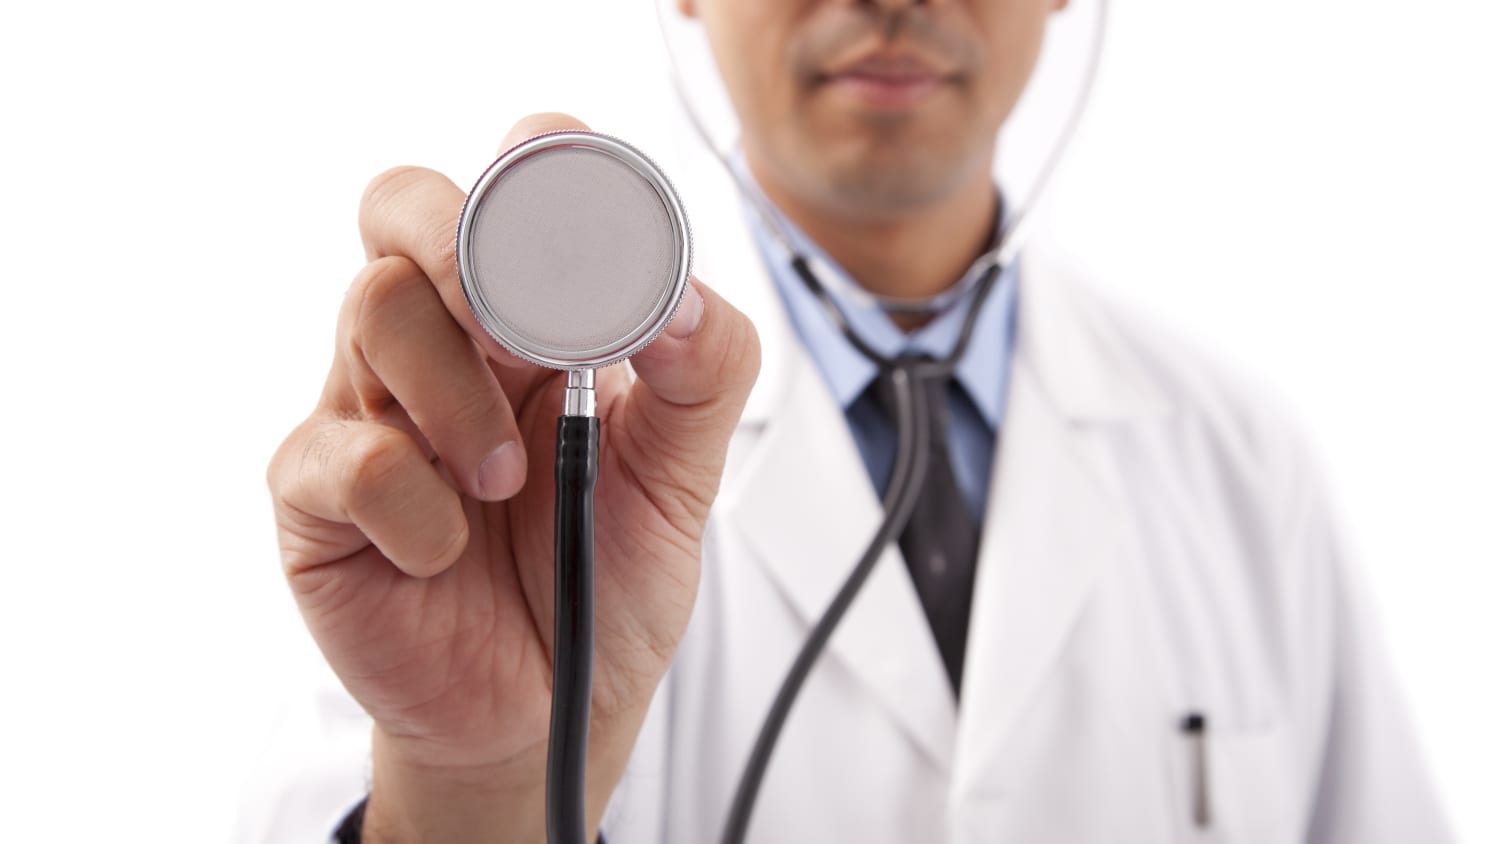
[679,133,1174,430]
[1012,249,1176,424]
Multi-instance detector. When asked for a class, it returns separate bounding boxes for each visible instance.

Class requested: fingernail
[476,442,526,500]
[665,282,704,340]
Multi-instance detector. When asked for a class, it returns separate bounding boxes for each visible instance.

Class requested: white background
[0,1,1495,841]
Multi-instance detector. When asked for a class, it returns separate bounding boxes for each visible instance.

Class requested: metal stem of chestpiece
[564,369,597,417]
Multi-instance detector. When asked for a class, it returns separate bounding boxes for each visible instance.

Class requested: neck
[745,153,999,305]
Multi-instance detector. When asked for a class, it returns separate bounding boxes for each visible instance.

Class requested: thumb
[620,277,761,506]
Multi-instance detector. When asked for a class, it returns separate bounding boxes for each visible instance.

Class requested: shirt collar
[736,158,1017,430]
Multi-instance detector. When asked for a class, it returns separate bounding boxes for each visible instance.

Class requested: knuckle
[265,428,299,497]
[420,221,458,281]
[357,165,459,275]
[299,418,349,481]
[267,417,332,499]
[446,381,509,433]
[413,519,470,577]
[350,257,425,342]
[699,320,748,405]
[733,314,763,389]
[342,428,414,516]
[700,297,762,401]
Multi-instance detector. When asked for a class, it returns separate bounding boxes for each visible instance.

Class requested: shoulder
[1020,251,1343,576]
[1027,251,1321,487]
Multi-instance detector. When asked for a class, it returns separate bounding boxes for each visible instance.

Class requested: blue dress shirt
[740,183,1019,522]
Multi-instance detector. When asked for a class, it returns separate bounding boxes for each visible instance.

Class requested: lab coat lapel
[954,253,1173,793]
[728,344,959,775]
[683,140,956,772]
[950,357,1122,792]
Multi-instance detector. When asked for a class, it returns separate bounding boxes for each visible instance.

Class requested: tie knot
[889,351,958,384]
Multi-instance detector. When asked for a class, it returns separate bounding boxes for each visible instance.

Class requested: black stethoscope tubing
[719,256,1006,844]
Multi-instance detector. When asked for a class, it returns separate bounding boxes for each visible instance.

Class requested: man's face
[682,0,1063,220]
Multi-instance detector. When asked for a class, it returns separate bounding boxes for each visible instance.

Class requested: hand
[266,113,760,841]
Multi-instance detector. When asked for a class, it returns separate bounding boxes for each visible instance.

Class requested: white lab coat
[237,148,1451,843]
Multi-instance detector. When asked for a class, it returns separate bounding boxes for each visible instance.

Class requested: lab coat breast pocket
[1176,721,1302,844]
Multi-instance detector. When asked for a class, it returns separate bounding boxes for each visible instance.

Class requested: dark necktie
[867,356,982,694]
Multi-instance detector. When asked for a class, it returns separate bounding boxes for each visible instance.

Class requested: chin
[783,107,978,209]
[817,141,975,216]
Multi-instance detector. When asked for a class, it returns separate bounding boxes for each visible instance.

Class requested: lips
[818,52,956,108]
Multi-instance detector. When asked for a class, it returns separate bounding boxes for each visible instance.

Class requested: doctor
[252,0,1451,841]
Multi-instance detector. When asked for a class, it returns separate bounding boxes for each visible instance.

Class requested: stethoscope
[453,3,1108,842]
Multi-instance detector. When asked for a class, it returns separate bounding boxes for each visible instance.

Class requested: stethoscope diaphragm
[456,130,693,371]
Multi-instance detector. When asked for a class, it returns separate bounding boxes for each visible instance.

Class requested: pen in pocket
[1181,712,1211,829]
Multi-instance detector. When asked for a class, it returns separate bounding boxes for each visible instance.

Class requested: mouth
[816,51,958,109]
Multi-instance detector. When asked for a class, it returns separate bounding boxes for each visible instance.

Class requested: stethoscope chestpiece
[456,130,693,373]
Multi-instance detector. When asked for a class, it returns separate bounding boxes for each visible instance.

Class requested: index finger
[357,164,514,365]
[356,112,592,370]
